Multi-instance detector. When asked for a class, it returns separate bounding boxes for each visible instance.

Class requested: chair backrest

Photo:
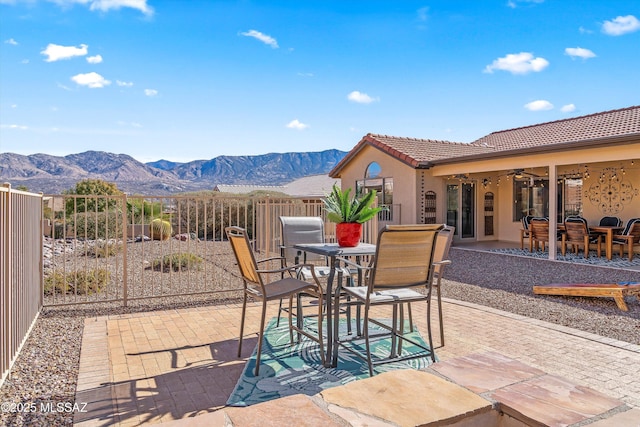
[225,226,263,289]
[599,216,622,227]
[433,226,454,276]
[564,216,589,241]
[368,224,444,291]
[529,218,549,240]
[521,215,534,231]
[622,218,640,240]
[279,216,326,263]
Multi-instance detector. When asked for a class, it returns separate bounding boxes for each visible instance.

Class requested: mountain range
[0,149,347,194]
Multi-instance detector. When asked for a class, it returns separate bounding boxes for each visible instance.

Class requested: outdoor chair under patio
[520,215,534,250]
[528,217,554,252]
[225,226,325,376]
[278,216,355,332]
[612,218,640,261]
[561,216,602,258]
[333,224,443,376]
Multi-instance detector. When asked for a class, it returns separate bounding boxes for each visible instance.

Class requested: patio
[73,292,640,426]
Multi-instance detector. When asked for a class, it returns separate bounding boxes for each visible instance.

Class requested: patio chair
[520,215,534,250]
[333,224,443,376]
[278,216,355,331]
[612,218,640,261]
[225,226,325,376]
[561,216,601,258]
[406,225,454,346]
[599,216,623,227]
[528,217,552,252]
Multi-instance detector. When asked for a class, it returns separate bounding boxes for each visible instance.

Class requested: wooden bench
[533,283,640,311]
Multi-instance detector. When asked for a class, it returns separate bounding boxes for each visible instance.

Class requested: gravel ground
[1,243,639,426]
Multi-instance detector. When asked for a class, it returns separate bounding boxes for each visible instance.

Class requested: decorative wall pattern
[586,168,638,215]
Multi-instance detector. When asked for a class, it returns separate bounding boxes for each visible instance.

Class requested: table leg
[324,255,337,368]
[606,229,612,261]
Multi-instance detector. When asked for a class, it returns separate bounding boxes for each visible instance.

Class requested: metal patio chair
[225,226,325,376]
[333,224,444,376]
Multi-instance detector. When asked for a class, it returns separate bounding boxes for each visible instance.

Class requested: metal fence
[1,184,43,388]
[42,194,379,307]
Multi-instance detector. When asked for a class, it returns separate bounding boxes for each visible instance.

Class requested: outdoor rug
[488,248,640,269]
[226,317,434,407]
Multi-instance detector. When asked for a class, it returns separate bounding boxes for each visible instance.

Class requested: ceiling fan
[504,168,540,179]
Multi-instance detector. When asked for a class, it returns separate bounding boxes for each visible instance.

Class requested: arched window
[365,162,381,179]
[357,162,393,221]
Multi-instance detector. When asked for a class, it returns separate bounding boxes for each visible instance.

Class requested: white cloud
[347,91,379,104]
[484,52,549,74]
[561,104,576,113]
[36,0,154,16]
[507,0,544,8]
[144,89,158,96]
[71,72,111,88]
[417,7,429,22]
[286,119,308,130]
[564,47,596,59]
[602,15,640,36]
[86,54,103,64]
[5,38,18,45]
[41,43,88,62]
[88,0,154,16]
[116,80,133,87]
[524,100,553,111]
[240,30,279,48]
[579,26,593,34]
[297,72,314,77]
[1,124,28,130]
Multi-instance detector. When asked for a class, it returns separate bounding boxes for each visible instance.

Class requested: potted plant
[323,184,384,247]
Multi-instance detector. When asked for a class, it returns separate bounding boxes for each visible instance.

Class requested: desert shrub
[84,240,122,258]
[150,218,173,240]
[64,179,123,216]
[44,268,110,295]
[66,210,124,239]
[150,252,203,272]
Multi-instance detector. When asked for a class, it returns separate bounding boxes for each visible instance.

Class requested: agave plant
[323,184,384,223]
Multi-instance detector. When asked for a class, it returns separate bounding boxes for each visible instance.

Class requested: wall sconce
[481,178,492,188]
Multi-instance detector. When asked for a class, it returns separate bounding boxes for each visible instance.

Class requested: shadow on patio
[73,294,640,426]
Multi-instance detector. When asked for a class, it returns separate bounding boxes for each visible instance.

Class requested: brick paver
[75,297,640,426]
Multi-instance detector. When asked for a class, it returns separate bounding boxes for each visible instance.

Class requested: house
[329,106,640,257]
[214,174,340,198]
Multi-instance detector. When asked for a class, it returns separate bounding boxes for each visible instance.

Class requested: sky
[1,0,639,163]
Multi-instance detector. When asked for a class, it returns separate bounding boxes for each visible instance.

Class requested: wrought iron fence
[1,184,42,388]
[42,194,379,307]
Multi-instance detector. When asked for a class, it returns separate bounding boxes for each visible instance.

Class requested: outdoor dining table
[293,242,376,368]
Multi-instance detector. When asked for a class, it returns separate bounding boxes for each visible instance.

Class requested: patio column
[548,165,558,260]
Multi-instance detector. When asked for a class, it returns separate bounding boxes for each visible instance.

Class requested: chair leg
[288,295,295,344]
[238,291,248,357]
[254,299,268,376]
[395,304,402,357]
[316,291,325,365]
[276,298,284,327]
[407,303,414,332]
[436,279,444,347]
[363,305,374,376]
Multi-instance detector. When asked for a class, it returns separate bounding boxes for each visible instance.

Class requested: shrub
[44,268,110,295]
[66,210,124,239]
[85,240,122,258]
[150,218,173,240]
[150,252,203,272]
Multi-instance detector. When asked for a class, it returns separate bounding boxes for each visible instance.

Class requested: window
[357,162,393,221]
[513,178,549,221]
[513,177,582,223]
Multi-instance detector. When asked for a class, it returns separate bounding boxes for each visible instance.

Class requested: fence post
[122,194,128,307]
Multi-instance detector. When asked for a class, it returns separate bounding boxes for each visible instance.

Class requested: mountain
[0,149,347,195]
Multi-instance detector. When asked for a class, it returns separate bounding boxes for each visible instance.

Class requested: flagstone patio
[74,297,640,426]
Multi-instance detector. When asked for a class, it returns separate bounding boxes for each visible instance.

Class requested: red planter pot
[336,222,363,247]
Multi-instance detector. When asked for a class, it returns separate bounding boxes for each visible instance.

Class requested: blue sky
[1,0,639,163]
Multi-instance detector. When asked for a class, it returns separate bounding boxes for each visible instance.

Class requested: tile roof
[330,106,640,176]
[470,105,640,151]
[214,175,340,197]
